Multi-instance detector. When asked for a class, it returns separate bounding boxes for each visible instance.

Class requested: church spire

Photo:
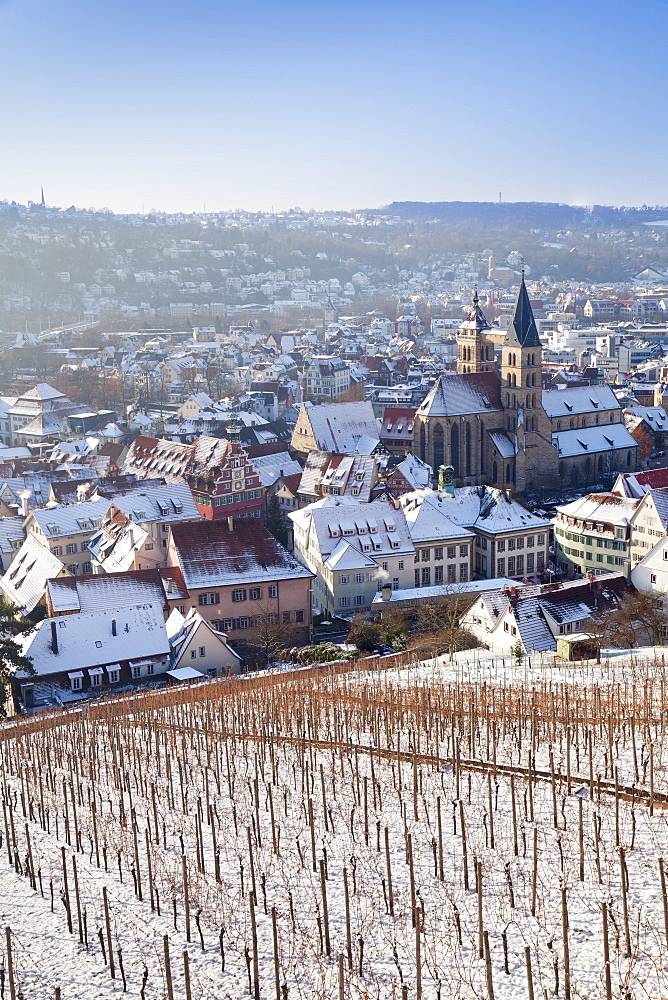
[504,271,541,348]
[40,185,45,207]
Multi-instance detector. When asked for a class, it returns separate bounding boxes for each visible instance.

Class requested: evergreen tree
[265,493,290,548]
[0,599,35,715]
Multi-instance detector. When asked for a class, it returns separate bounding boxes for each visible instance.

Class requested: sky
[0,0,665,214]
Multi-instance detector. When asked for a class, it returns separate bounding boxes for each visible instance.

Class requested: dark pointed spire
[40,185,45,207]
[504,272,541,348]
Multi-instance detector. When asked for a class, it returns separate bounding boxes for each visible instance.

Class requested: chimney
[20,491,30,518]
[50,621,58,654]
[111,618,117,636]
[166,577,173,594]
[381,583,392,603]
[227,516,234,531]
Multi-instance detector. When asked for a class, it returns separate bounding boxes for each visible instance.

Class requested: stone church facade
[414,278,638,493]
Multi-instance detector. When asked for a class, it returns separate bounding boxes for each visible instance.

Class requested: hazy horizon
[1,0,666,214]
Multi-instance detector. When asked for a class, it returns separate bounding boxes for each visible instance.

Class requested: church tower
[500,272,549,491]
[457,290,495,373]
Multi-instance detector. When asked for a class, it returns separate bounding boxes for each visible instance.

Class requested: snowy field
[1,651,668,998]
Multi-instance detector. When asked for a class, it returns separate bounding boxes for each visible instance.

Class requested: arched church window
[526,375,530,388]
[450,423,459,474]
[433,424,444,471]
[627,451,631,466]
[493,461,498,483]
[420,424,426,461]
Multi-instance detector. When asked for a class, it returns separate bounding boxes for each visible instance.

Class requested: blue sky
[0,0,665,212]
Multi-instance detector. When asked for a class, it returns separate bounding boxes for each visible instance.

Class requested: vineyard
[1,653,668,998]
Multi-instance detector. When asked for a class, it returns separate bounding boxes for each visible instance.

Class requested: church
[413,276,638,493]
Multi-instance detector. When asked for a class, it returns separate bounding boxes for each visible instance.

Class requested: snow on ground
[1,648,668,997]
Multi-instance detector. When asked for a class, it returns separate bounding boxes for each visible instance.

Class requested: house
[123,426,265,521]
[290,497,415,616]
[44,568,187,618]
[398,485,550,581]
[628,487,668,569]
[1,534,71,613]
[613,466,668,498]
[0,517,26,572]
[20,498,111,576]
[166,608,241,677]
[8,384,87,446]
[632,535,668,594]
[553,493,640,579]
[13,603,171,709]
[297,452,378,506]
[303,355,352,402]
[290,401,380,459]
[461,573,629,654]
[166,519,312,645]
[379,407,416,455]
[400,492,475,587]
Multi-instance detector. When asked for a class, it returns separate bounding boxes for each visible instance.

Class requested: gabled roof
[504,274,541,349]
[1,535,68,612]
[542,384,621,418]
[552,423,637,459]
[46,569,177,615]
[169,519,313,589]
[416,371,502,419]
[18,603,169,677]
[614,466,668,497]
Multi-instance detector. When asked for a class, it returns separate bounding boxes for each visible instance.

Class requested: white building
[290,497,415,615]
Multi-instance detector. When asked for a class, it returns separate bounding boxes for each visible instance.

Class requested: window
[268,585,278,598]
[282,611,291,624]
[435,565,443,583]
[398,560,404,570]
[504,622,509,632]
[434,547,443,561]
[339,575,349,585]
[90,673,101,688]
[497,558,505,576]
[538,534,545,546]
[295,610,305,623]
[354,573,364,583]
[147,663,154,675]
[527,553,534,571]
[422,567,431,586]
[516,555,524,574]
[421,549,430,562]
[460,564,468,581]
[238,617,250,628]
[447,564,456,583]
[392,578,399,591]
[652,574,658,584]
[70,676,81,691]
[507,539,515,550]
[459,545,468,557]
[199,592,221,606]
[339,597,350,608]
[232,589,247,603]
[199,646,206,657]
[68,565,77,576]
[52,546,62,557]
[249,587,262,600]
[497,540,505,553]
[223,618,233,630]
[537,552,545,570]
[145,543,153,551]
[355,595,365,606]
[415,569,420,587]
[526,535,534,548]
[131,666,141,679]
[66,543,77,555]
[516,538,524,550]
[508,557,516,574]
[382,562,388,571]
[447,546,456,559]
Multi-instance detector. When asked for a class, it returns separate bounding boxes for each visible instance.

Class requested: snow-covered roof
[170,519,313,589]
[416,372,502,418]
[542,384,621,418]
[392,454,432,490]
[18,603,169,677]
[46,570,171,615]
[556,492,640,525]
[248,452,302,488]
[625,405,668,433]
[110,483,199,524]
[552,423,637,459]
[372,577,523,604]
[30,498,110,539]
[402,493,474,543]
[1,535,68,613]
[301,401,380,452]
[406,486,551,535]
[488,430,516,459]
